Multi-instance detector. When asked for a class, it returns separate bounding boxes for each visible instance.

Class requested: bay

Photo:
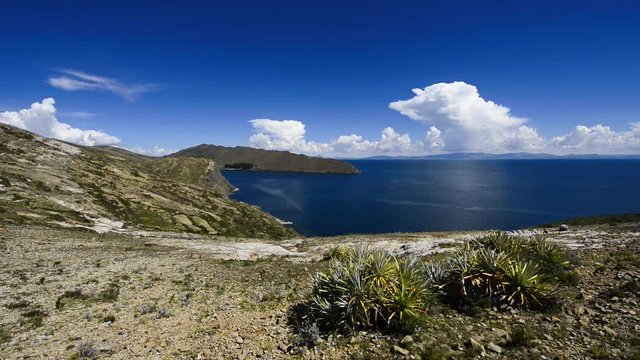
[224,160,640,236]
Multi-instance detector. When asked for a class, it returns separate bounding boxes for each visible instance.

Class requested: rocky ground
[1,222,639,359]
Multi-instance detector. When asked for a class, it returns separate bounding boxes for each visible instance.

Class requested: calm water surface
[224,160,640,236]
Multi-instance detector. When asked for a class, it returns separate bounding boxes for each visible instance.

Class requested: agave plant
[529,236,570,274]
[306,246,434,332]
[500,260,555,308]
[471,247,509,296]
[472,232,529,257]
[324,245,350,260]
[423,263,448,288]
[365,249,396,290]
[444,249,488,297]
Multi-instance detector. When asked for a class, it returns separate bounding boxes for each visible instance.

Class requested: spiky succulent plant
[307,246,434,332]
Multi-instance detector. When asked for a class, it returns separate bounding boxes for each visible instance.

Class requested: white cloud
[388,81,640,155]
[248,119,418,157]
[0,98,121,146]
[549,124,640,154]
[389,81,544,152]
[424,126,443,151]
[48,70,156,101]
[126,146,175,157]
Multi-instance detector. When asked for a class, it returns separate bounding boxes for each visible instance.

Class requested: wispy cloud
[47,69,157,101]
[58,111,99,120]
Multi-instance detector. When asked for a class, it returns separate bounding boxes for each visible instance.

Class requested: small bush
[292,321,320,347]
[324,245,349,261]
[155,307,169,319]
[75,342,97,359]
[0,326,12,344]
[101,314,116,323]
[305,246,435,332]
[507,326,537,348]
[98,283,120,302]
[20,309,47,328]
[558,270,580,286]
[138,303,156,316]
[4,299,30,309]
[56,290,90,310]
[608,280,640,298]
[437,234,571,310]
[500,261,554,308]
[295,234,575,337]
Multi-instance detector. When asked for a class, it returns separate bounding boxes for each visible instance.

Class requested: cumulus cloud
[48,70,156,101]
[389,81,544,152]
[388,81,640,155]
[0,98,121,146]
[126,146,175,157]
[248,119,418,157]
[550,123,640,154]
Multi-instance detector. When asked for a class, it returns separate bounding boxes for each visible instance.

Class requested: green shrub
[324,245,350,261]
[530,236,570,275]
[20,309,47,328]
[296,234,575,337]
[608,280,640,298]
[507,326,538,348]
[56,290,90,310]
[0,326,11,344]
[439,234,566,309]
[306,246,434,332]
[101,314,116,323]
[558,270,580,286]
[500,261,555,308]
[98,282,120,302]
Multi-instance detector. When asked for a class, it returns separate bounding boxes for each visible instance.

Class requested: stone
[392,345,410,356]
[236,336,244,344]
[400,335,414,346]
[531,339,543,346]
[579,316,590,326]
[494,328,509,338]
[487,342,502,354]
[603,326,618,336]
[464,337,484,352]
[559,224,569,231]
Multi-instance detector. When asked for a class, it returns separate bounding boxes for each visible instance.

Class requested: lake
[223,160,640,237]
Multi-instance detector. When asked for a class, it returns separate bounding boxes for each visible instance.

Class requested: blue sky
[1,1,639,156]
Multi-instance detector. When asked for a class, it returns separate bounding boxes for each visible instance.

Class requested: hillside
[172,144,360,174]
[0,124,296,239]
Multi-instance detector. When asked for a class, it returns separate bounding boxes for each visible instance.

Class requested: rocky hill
[172,144,360,174]
[0,124,296,239]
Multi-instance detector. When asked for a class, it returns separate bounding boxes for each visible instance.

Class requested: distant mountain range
[172,144,360,174]
[362,152,640,160]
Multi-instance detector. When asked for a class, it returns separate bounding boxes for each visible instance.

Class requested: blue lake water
[224,160,640,237]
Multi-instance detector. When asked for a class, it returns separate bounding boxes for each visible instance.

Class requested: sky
[1,0,639,157]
